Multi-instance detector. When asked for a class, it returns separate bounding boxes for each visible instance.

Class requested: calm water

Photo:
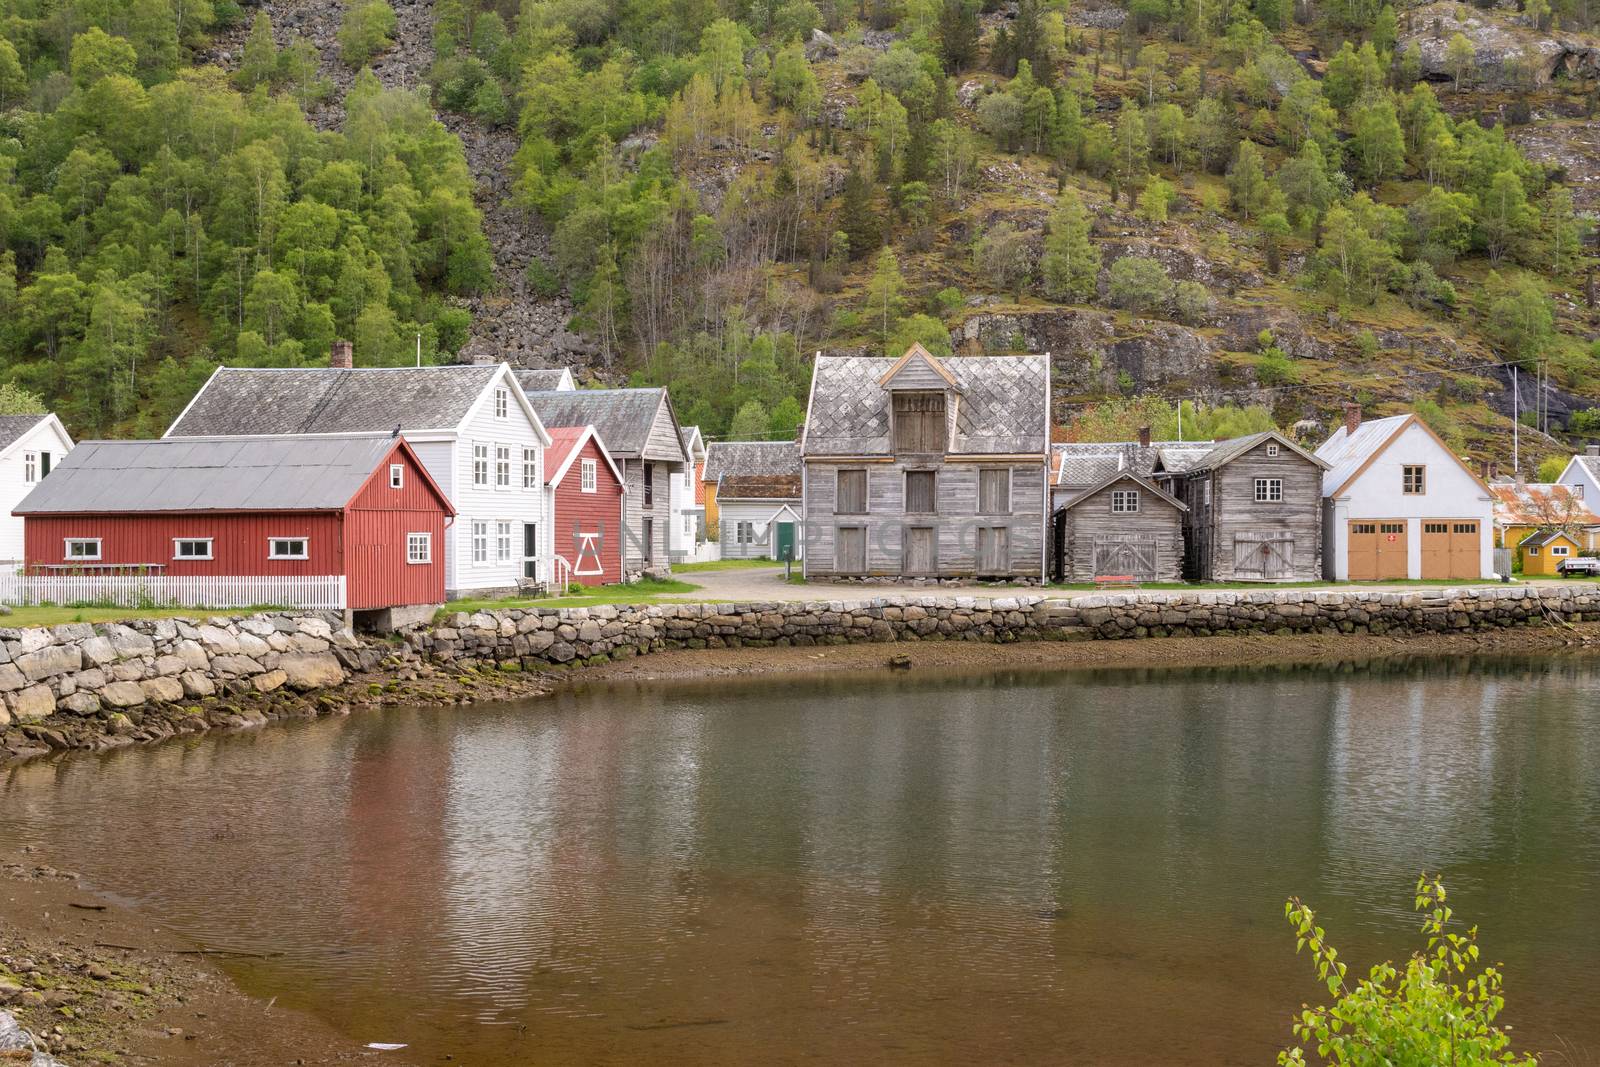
[4,657,1600,1065]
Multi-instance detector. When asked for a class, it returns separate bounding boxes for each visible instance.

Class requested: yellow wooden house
[1517,528,1585,575]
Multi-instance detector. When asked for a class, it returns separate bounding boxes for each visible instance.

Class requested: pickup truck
[1557,556,1600,577]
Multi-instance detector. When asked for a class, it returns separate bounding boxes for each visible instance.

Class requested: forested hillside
[2,0,1598,466]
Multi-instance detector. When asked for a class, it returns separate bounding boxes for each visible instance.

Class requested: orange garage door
[1350,520,1407,580]
[1422,520,1481,579]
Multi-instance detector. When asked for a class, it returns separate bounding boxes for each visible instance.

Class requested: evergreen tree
[1040,189,1101,301]
[936,0,980,74]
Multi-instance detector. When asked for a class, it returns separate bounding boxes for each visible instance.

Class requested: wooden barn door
[1450,522,1480,578]
[836,527,866,574]
[1348,522,1379,580]
[1092,538,1158,581]
[1420,522,1450,579]
[976,526,1009,574]
[1234,532,1294,579]
[1425,520,1480,579]
[903,527,935,575]
[1375,521,1407,578]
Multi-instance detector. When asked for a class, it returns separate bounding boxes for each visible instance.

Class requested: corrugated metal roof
[0,414,49,452]
[1489,482,1600,527]
[804,354,1049,456]
[15,435,402,514]
[166,366,503,436]
[703,440,800,481]
[522,386,676,458]
[1313,414,1411,497]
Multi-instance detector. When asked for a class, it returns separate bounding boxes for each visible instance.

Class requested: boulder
[195,625,240,654]
[278,652,345,691]
[6,684,54,722]
[140,676,185,703]
[17,644,81,682]
[79,635,117,667]
[211,655,265,676]
[57,691,102,716]
[251,668,288,693]
[0,663,24,693]
[100,681,147,708]
[107,625,156,659]
[179,671,215,698]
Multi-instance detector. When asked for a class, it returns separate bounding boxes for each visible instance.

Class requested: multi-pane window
[472,444,488,487]
[978,469,1011,515]
[23,452,37,483]
[65,538,101,560]
[522,447,538,489]
[1402,465,1425,494]
[905,470,936,513]
[268,537,308,559]
[581,458,597,492]
[1553,545,1572,557]
[1265,444,1279,457]
[737,521,754,544]
[494,387,509,419]
[836,469,867,514]
[390,464,404,489]
[406,532,431,564]
[643,464,655,508]
[1111,489,1139,513]
[173,538,213,559]
[1254,478,1283,503]
[496,521,514,562]
[495,445,511,488]
[471,521,488,563]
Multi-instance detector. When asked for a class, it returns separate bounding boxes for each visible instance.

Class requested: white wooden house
[1557,446,1600,550]
[717,474,803,561]
[671,425,714,562]
[1314,409,1493,581]
[0,413,74,564]
[166,350,553,598]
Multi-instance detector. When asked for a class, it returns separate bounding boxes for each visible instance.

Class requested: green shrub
[1172,280,1215,324]
[1106,256,1172,313]
[1255,346,1298,385]
[339,0,397,67]
[526,261,562,298]
[1279,875,1534,1067]
[1567,407,1600,435]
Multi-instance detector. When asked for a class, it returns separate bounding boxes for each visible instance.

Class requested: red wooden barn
[544,425,627,586]
[14,434,454,610]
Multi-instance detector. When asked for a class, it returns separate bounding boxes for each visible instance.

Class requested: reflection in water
[3,655,1599,1065]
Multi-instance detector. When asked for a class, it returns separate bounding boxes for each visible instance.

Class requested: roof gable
[1060,471,1188,513]
[1521,528,1581,549]
[523,386,685,460]
[1319,414,1485,499]
[0,413,72,460]
[1184,430,1328,474]
[546,425,626,488]
[878,343,960,390]
[703,440,800,481]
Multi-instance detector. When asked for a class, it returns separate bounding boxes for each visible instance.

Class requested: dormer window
[893,391,947,454]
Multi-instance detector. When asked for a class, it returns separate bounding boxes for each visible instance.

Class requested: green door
[775,522,796,562]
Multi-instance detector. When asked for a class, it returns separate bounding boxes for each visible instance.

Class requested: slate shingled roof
[520,368,574,391]
[1050,441,1193,487]
[803,354,1049,456]
[0,414,48,453]
[521,385,681,460]
[15,435,423,514]
[1161,431,1328,475]
[166,366,503,437]
[703,440,800,481]
[718,473,802,500]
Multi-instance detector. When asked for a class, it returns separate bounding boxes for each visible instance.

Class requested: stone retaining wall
[0,612,371,735]
[403,585,1600,666]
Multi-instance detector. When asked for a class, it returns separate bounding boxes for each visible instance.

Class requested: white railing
[552,554,573,591]
[0,571,347,611]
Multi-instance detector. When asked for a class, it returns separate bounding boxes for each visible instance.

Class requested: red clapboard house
[13,434,453,611]
[544,425,626,587]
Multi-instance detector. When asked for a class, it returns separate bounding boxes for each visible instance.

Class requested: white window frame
[470,521,488,564]
[172,538,213,560]
[1553,544,1571,557]
[268,537,309,560]
[737,520,754,544]
[406,532,432,564]
[1265,443,1280,458]
[496,520,514,562]
[581,458,597,493]
[494,387,509,419]
[64,537,101,561]
[1254,478,1283,503]
[472,443,489,487]
[1111,489,1139,514]
[522,447,539,489]
[389,463,404,490]
[494,444,511,489]
[24,452,37,484]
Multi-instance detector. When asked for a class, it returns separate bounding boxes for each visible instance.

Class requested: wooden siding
[622,457,681,571]
[25,512,347,576]
[718,500,801,560]
[1168,442,1322,581]
[803,459,1047,579]
[640,397,687,463]
[344,442,449,609]
[552,435,625,585]
[448,367,547,594]
[0,418,73,564]
[1058,482,1184,582]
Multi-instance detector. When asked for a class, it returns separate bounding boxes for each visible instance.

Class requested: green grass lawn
[441,577,704,614]
[673,558,782,573]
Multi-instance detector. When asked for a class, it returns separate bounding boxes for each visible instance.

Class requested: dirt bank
[573,621,1600,682]
[0,853,409,1066]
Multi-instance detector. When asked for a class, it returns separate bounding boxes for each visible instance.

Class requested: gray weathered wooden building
[800,345,1050,581]
[1151,431,1328,581]
[1051,441,1187,582]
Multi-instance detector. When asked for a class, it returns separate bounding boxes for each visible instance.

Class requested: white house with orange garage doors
[1315,408,1494,581]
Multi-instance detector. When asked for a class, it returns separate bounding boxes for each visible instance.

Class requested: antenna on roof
[416,331,422,368]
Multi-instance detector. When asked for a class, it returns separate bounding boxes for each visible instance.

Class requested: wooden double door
[1420,520,1480,579]
[1347,520,1408,580]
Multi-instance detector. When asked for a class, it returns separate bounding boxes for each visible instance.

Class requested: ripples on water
[4,655,1600,1065]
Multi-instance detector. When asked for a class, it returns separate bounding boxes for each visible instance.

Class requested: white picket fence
[0,571,347,611]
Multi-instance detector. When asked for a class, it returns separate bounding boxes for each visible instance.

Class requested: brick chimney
[330,339,353,369]
[1343,403,1361,437]
[1488,461,1498,481]
[1138,425,1152,448]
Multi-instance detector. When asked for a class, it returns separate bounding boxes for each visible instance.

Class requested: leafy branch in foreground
[1278,875,1535,1067]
